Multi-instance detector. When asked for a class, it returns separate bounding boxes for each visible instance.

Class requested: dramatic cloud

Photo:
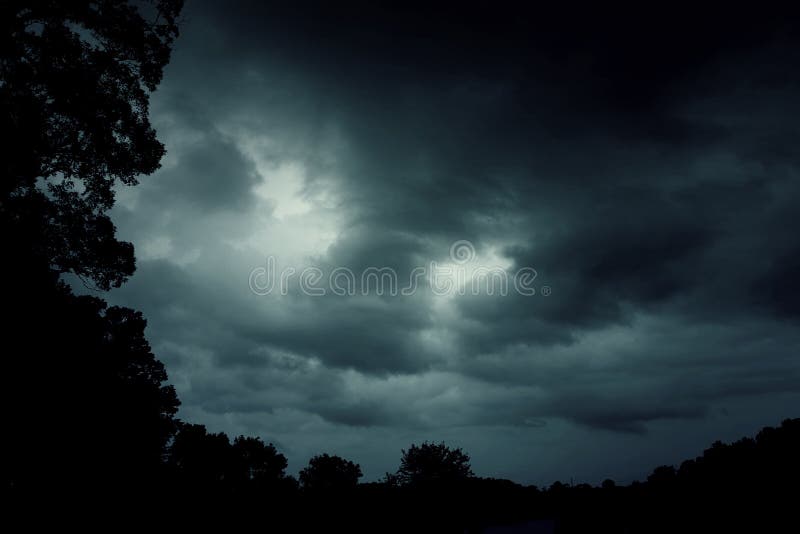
[91,3,800,484]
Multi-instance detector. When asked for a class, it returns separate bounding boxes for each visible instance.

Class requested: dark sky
[98,2,800,484]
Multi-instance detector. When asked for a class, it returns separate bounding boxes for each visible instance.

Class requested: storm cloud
[93,3,800,484]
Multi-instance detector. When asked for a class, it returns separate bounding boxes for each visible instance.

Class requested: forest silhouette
[2,2,798,532]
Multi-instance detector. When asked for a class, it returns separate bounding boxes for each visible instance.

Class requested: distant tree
[601,478,617,490]
[168,427,291,495]
[299,453,363,491]
[396,442,473,486]
[646,465,677,486]
[231,435,289,485]
[381,471,400,487]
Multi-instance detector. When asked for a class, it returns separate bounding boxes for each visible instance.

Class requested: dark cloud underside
[95,2,800,484]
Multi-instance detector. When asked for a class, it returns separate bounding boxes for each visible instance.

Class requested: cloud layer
[94,3,800,484]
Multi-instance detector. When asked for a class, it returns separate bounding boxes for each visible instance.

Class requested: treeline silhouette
[2,2,798,531]
[159,419,799,532]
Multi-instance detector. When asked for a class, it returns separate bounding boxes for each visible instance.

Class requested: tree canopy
[1,0,183,289]
[397,441,474,486]
[299,453,363,491]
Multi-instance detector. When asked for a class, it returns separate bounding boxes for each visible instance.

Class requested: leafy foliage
[1,0,183,288]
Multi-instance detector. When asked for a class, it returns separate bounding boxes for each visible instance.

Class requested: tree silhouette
[299,453,363,491]
[169,423,233,487]
[3,288,180,492]
[396,441,474,486]
[168,425,291,495]
[1,0,184,497]
[1,0,183,288]
[231,435,289,487]
[97,305,181,478]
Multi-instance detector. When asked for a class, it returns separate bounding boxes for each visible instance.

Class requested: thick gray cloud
[89,3,800,484]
